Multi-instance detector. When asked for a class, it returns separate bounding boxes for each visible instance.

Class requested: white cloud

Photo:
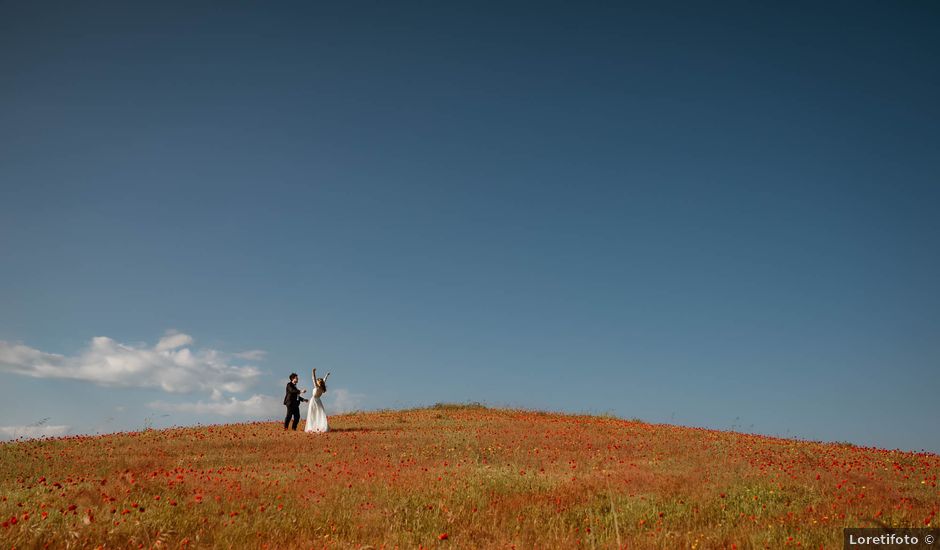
[154,331,193,352]
[0,332,262,394]
[0,425,70,441]
[233,350,267,360]
[328,388,366,413]
[149,394,280,418]
[149,388,367,419]
[0,332,365,427]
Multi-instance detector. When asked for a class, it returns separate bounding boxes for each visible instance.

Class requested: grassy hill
[1,405,937,548]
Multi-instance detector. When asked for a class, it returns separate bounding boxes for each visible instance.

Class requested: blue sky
[1,1,938,451]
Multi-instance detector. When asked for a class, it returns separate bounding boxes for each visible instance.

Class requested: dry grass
[1,405,937,548]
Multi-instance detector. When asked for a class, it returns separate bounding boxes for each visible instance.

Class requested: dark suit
[283,381,307,430]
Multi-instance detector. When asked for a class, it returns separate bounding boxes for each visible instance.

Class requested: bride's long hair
[316,378,327,392]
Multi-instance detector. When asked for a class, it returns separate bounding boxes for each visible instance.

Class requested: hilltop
[1,405,937,548]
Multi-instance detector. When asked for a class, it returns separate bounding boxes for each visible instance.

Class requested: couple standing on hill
[283,368,330,433]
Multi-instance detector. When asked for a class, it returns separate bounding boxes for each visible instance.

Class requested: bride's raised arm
[324,371,331,382]
[312,367,317,382]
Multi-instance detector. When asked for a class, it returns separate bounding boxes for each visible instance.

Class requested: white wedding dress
[305,380,329,433]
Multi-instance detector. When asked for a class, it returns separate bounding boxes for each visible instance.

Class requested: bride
[304,368,331,433]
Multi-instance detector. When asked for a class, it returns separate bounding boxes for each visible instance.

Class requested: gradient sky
[1,1,938,451]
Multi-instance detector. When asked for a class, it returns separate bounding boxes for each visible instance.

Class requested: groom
[283,373,308,430]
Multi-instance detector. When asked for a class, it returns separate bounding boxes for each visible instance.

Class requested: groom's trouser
[284,403,301,430]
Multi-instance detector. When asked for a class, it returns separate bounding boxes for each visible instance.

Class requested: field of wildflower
[1,404,937,548]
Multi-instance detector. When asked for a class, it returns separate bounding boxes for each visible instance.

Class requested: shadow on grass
[323,427,403,433]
